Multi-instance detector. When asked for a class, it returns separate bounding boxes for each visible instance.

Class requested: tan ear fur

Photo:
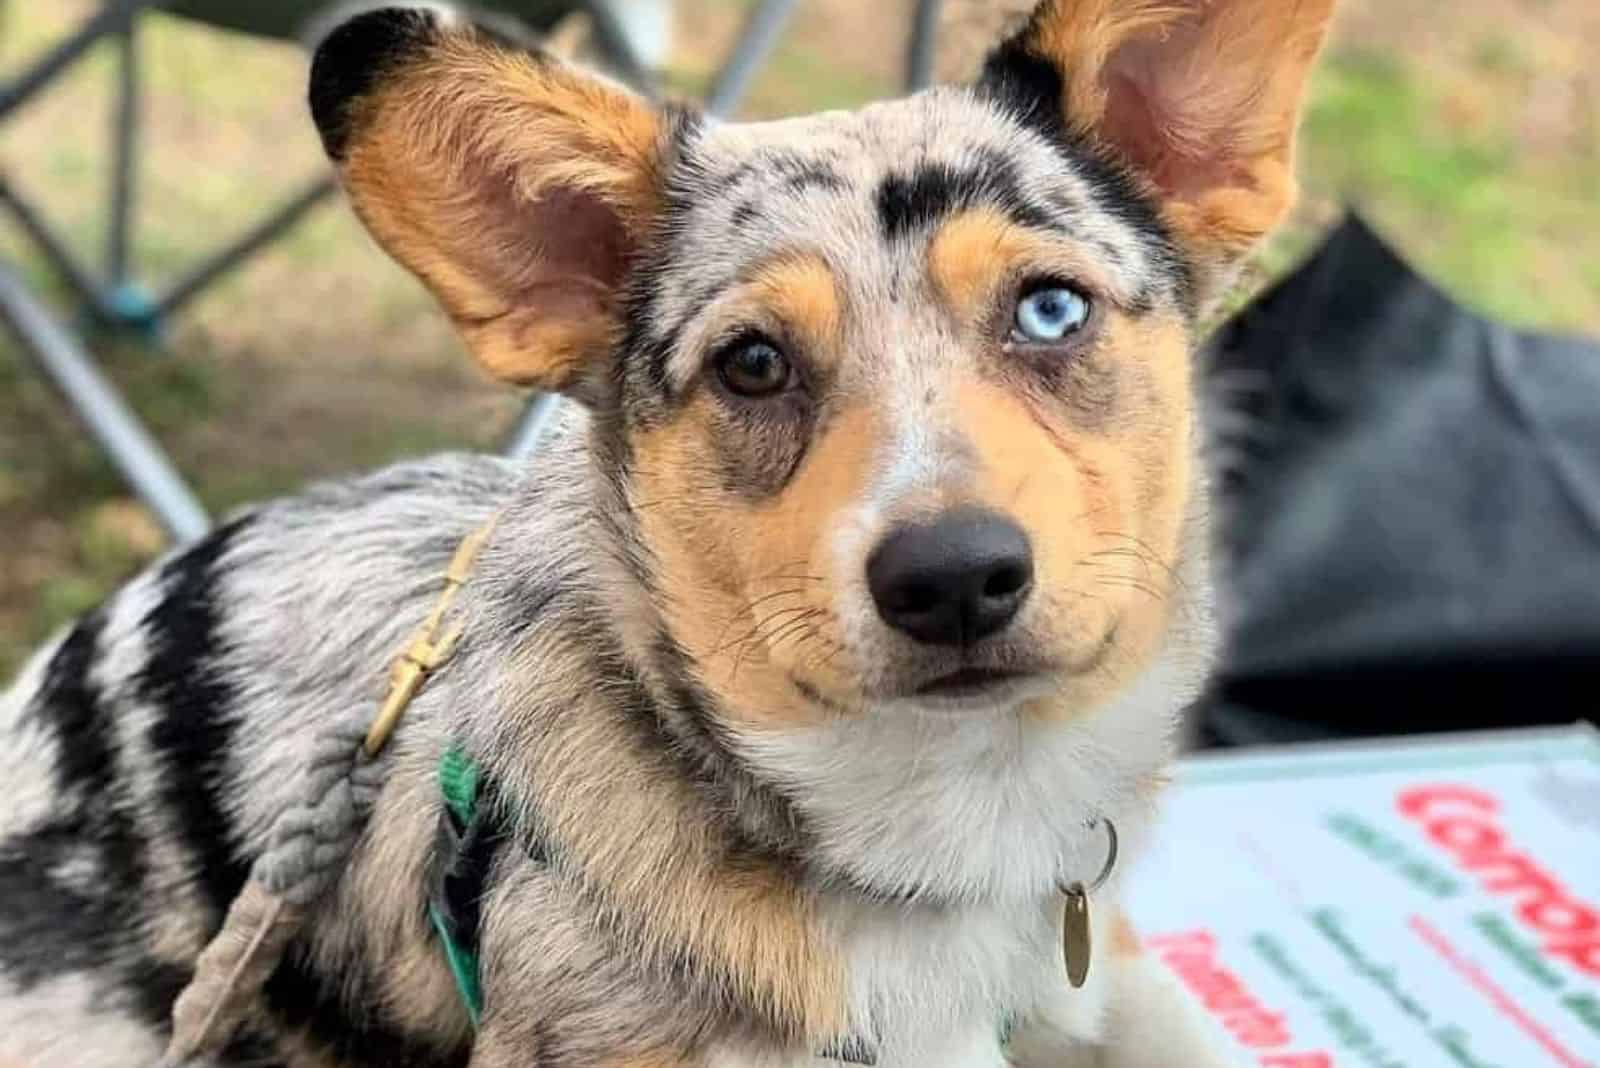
[315,15,664,389]
[1010,0,1335,291]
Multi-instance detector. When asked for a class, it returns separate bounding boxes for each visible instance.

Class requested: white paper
[1126,726,1600,1068]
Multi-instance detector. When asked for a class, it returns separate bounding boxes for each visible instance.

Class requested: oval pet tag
[1062,881,1092,988]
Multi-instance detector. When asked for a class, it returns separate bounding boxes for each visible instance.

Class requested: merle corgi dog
[0,1,1335,1064]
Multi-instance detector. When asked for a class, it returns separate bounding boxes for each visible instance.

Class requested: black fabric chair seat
[1200,215,1600,748]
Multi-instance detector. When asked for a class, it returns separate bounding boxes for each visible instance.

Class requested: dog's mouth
[896,625,1121,705]
[891,656,1065,707]
[791,662,1053,710]
[789,626,1119,710]
[913,666,1036,698]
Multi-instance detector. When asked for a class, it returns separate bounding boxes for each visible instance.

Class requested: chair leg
[155,176,338,320]
[0,0,148,121]
[0,261,210,544]
[502,393,566,460]
[704,0,801,118]
[905,0,943,93]
[580,0,663,100]
[0,174,120,322]
[107,5,141,288]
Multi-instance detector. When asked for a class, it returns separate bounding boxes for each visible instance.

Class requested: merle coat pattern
[0,2,1335,1065]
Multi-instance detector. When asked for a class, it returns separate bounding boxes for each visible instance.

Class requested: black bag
[1201,215,1600,747]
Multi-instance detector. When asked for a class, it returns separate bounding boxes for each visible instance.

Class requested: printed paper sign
[1127,726,1600,1068]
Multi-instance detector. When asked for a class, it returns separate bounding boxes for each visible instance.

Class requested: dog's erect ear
[982,0,1335,301]
[309,7,665,391]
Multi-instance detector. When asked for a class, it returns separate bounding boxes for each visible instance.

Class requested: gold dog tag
[1063,882,1092,988]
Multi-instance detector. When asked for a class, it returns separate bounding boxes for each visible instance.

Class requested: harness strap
[162,516,497,1066]
[429,746,496,1026]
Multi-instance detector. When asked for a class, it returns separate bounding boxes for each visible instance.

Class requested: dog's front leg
[468,1021,699,1068]
[1085,951,1246,1068]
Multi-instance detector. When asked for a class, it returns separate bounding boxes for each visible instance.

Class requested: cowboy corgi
[0,1,1335,1064]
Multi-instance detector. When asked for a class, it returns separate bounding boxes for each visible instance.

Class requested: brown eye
[716,337,793,398]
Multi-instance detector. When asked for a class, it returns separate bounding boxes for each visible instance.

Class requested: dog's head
[309,0,1331,726]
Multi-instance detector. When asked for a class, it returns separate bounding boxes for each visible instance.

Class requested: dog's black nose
[867,509,1033,646]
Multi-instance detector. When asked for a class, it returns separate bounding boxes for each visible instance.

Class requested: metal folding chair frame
[0,0,945,542]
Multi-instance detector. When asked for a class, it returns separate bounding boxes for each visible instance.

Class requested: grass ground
[1,0,1596,678]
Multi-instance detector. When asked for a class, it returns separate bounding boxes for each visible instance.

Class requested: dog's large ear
[309,7,665,392]
[981,0,1335,303]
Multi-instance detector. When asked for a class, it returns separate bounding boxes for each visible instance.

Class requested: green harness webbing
[429,747,487,1026]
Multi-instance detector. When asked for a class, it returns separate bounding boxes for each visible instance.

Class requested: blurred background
[1,0,1596,680]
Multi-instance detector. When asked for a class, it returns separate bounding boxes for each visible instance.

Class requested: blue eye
[1012,283,1090,343]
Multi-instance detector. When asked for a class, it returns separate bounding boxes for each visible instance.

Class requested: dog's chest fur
[706,888,1122,1067]
[712,651,1185,1064]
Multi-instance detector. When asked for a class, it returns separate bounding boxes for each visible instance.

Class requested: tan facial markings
[669,251,844,392]
[926,207,1127,328]
[927,208,1038,324]
[749,253,845,361]
[954,378,1122,665]
[631,399,886,725]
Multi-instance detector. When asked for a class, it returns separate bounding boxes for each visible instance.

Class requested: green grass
[1288,47,1600,331]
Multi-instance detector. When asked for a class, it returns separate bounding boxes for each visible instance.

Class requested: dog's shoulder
[0,450,541,1060]
[0,447,527,857]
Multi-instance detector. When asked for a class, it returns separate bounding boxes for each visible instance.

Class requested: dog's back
[0,452,524,1066]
